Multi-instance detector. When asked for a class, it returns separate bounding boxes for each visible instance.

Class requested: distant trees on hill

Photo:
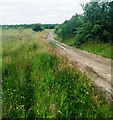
[43,24,57,29]
[1,23,58,31]
[55,2,112,45]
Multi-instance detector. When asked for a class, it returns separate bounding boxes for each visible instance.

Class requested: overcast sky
[0,0,91,25]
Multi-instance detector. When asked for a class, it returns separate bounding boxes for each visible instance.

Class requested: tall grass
[80,41,112,59]
[55,35,112,59]
[2,28,113,119]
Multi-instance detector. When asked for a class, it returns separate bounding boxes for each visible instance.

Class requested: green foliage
[1,24,58,30]
[43,24,58,29]
[29,43,39,51]
[80,41,112,59]
[55,14,83,39]
[58,38,112,59]
[2,28,113,119]
[55,2,112,46]
[81,2,111,43]
[32,24,44,32]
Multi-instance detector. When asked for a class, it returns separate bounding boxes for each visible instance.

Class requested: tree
[55,14,83,40]
[82,2,111,42]
[55,1,112,46]
[32,24,44,32]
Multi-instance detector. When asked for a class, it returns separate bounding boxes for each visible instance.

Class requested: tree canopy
[32,24,44,32]
[55,1,112,45]
[1,23,58,31]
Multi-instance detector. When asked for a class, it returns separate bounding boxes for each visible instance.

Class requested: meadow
[2,28,113,119]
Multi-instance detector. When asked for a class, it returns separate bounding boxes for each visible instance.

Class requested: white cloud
[0,0,90,25]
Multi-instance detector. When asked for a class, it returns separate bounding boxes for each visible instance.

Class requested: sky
[0,0,91,25]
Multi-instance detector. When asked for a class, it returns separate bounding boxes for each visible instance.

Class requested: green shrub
[32,24,44,32]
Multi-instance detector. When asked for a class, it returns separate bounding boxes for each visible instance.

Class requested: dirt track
[47,32,113,100]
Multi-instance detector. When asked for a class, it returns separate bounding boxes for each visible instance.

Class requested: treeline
[55,2,113,46]
[1,23,58,31]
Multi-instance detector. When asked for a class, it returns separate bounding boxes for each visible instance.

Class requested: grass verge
[55,35,112,59]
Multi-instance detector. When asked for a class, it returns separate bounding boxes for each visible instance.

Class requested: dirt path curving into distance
[47,32,113,101]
